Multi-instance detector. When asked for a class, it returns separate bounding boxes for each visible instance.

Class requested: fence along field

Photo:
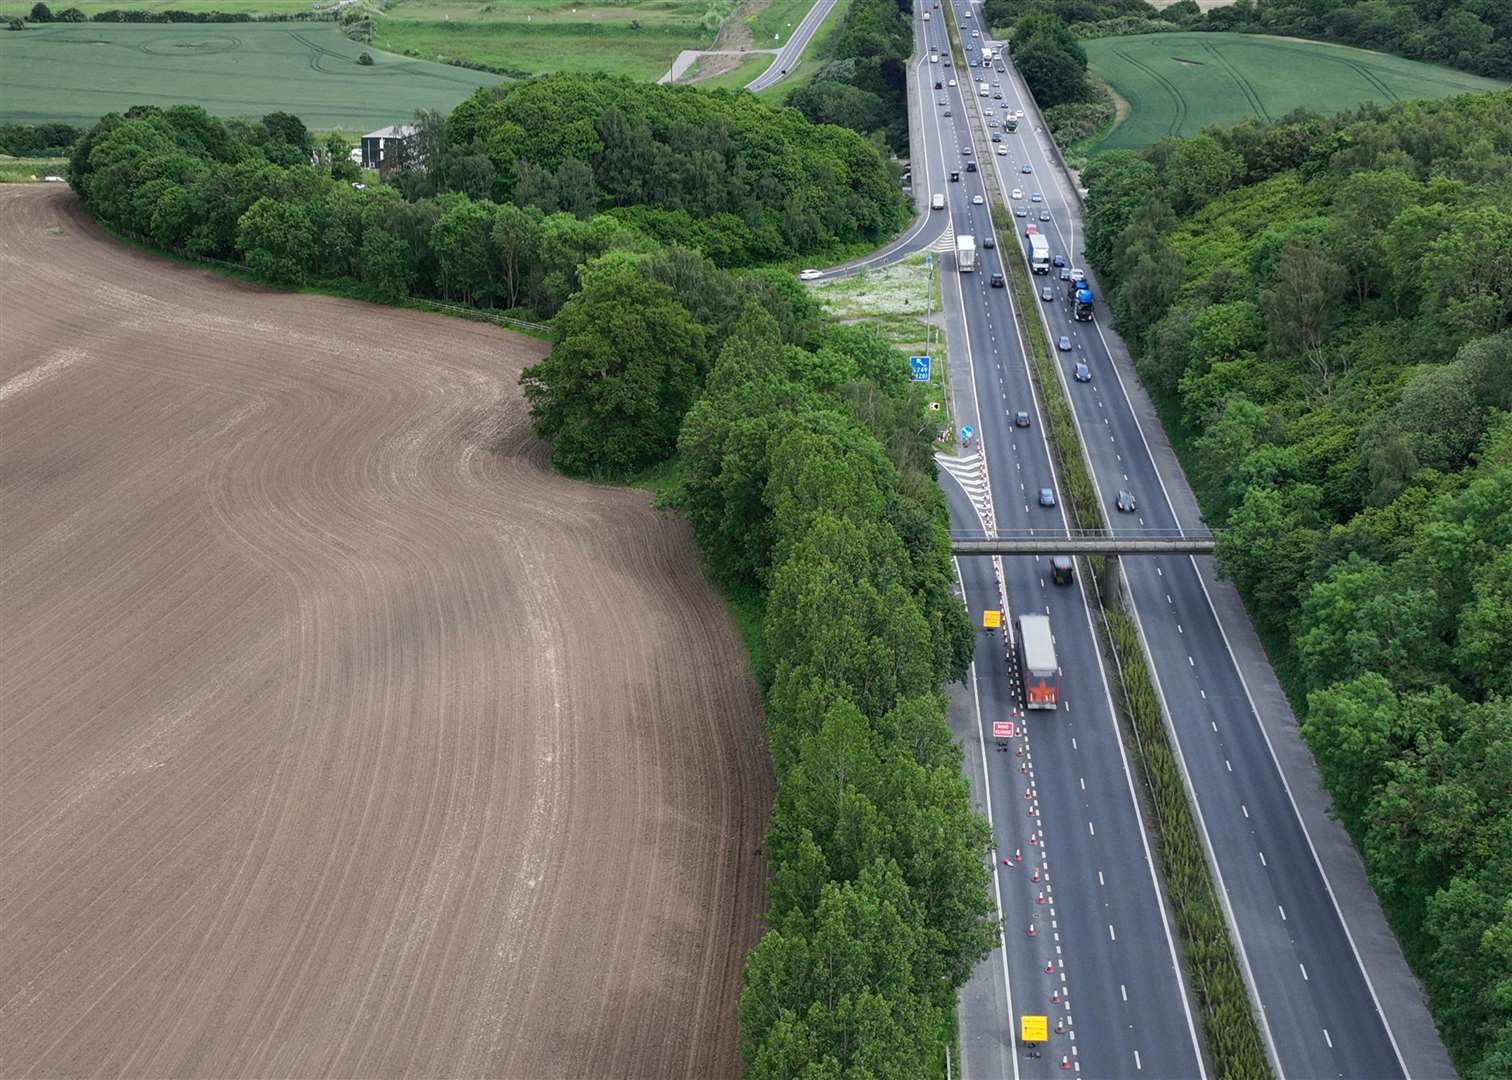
[1086,32,1507,152]
[0,22,499,129]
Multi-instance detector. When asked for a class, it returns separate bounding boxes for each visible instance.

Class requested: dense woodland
[65,77,904,318]
[783,0,915,155]
[1083,90,1512,1078]
[985,0,1512,79]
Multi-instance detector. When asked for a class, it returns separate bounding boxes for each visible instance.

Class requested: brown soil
[0,185,772,1079]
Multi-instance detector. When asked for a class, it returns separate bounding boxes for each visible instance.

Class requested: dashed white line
[1279,905,1287,922]
[1300,963,1310,982]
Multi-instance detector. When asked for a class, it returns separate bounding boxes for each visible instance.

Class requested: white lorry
[956,234,976,272]
[1028,233,1051,274]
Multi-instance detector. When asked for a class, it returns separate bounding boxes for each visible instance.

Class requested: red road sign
[993,721,1016,739]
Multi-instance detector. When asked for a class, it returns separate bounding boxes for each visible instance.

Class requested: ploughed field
[0,184,771,1078]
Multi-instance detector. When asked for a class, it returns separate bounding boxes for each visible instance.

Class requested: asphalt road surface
[746,0,841,91]
[911,10,1206,1077]
[939,0,1416,1075]
[0,185,773,1079]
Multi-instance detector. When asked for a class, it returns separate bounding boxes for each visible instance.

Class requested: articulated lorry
[1017,614,1059,710]
[956,234,976,272]
[1028,233,1050,274]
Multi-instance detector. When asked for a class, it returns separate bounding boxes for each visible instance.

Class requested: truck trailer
[1028,233,1050,274]
[956,234,976,272]
[1017,614,1059,710]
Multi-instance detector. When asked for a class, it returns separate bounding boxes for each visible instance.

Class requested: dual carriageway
[843,3,1426,1077]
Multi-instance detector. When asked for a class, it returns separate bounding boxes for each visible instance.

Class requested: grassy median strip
[943,13,1271,1080]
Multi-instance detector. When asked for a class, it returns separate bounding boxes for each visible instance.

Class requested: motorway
[931,1,1411,1077]
[909,9,1205,1078]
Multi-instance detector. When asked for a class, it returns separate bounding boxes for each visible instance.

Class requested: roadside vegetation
[779,0,912,153]
[1082,89,1512,1079]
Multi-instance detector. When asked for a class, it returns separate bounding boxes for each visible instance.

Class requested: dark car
[1058,335,1072,351]
[1014,206,1028,217]
[950,171,960,181]
[1040,286,1053,301]
[1051,556,1074,584]
[1116,490,1138,513]
[1039,210,1051,221]
[1038,487,1056,508]
[982,235,995,249]
[935,80,943,89]
[1073,362,1091,382]
[966,161,977,172]
[1052,254,1065,267]
[991,133,1002,142]
[991,272,1005,288]
[1014,410,1031,428]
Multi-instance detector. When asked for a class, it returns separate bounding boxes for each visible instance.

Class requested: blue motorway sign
[960,424,974,440]
[910,355,932,382]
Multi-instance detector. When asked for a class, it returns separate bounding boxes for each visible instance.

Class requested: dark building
[360,125,418,171]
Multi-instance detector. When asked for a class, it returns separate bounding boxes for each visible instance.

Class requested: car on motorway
[962,6,971,14]
[1073,362,1092,382]
[1030,191,1042,201]
[1039,210,1051,221]
[950,170,960,181]
[1011,188,1023,198]
[1038,487,1056,508]
[944,108,952,116]
[992,133,1002,142]
[971,29,979,36]
[1059,268,1071,280]
[1051,555,1074,584]
[962,146,972,155]
[948,78,957,86]
[931,54,940,63]
[938,99,948,106]
[991,271,1005,288]
[969,59,979,67]
[987,119,999,128]
[1021,163,1032,173]
[982,235,995,248]
[943,58,951,66]
[935,80,943,88]
[932,193,945,210]
[798,269,823,281]
[1058,335,1072,351]
[996,63,1006,72]
[1040,286,1053,301]
[1014,205,1027,216]
[1052,254,1065,267]
[1116,490,1138,513]
[972,194,984,204]
[997,146,1009,156]
[1015,410,1031,427]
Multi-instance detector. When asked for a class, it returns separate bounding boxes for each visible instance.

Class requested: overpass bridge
[950,528,1216,556]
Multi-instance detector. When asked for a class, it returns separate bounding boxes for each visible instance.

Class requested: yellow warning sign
[1021,1015,1048,1043]
[982,609,1002,629]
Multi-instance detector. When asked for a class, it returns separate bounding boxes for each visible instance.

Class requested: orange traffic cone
[1060,1054,1070,1069]
[1045,961,1054,974]
[1026,923,1037,937]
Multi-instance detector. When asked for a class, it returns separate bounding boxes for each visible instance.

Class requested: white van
[931,193,945,211]
[978,81,989,97]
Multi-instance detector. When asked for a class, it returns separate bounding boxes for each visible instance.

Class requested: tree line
[1082,89,1512,1078]
[783,0,915,155]
[523,249,992,1073]
[984,0,1512,80]
[66,73,903,316]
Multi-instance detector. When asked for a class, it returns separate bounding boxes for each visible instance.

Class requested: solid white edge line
[957,557,1021,1080]
[948,28,1207,1075]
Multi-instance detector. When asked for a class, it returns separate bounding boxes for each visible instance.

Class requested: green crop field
[0,22,501,129]
[1086,32,1506,152]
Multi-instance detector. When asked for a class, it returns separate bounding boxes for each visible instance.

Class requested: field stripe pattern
[0,185,772,1079]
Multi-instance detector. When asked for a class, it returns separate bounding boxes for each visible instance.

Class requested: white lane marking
[1279,905,1287,922]
[1300,963,1310,982]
